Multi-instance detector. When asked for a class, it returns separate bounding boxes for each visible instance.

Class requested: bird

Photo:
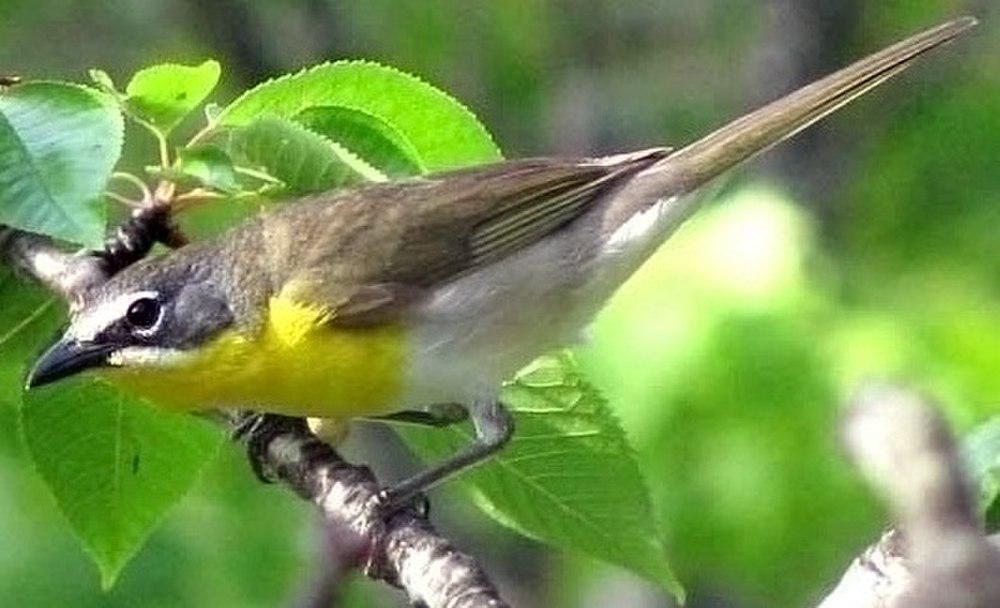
[26,17,977,509]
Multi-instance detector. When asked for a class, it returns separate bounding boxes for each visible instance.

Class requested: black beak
[26,339,116,389]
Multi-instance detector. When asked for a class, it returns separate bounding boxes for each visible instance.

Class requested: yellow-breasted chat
[26,18,977,509]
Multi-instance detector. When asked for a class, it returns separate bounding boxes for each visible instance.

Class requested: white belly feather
[401,181,689,406]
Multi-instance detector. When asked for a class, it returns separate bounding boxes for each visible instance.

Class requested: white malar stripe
[107,346,187,368]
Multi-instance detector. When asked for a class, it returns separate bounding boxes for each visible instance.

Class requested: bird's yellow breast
[109,294,407,418]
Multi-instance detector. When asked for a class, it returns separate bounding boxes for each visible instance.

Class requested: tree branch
[818,383,1000,608]
[0,224,508,608]
[249,415,507,608]
[0,228,107,307]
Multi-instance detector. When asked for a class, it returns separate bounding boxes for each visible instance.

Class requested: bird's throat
[106,295,407,417]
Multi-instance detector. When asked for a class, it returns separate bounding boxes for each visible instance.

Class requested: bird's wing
[403,149,670,281]
[257,17,980,327]
[265,149,669,325]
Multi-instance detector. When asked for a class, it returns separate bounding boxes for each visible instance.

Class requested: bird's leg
[229,409,265,442]
[377,401,514,512]
[369,402,469,428]
[231,411,302,483]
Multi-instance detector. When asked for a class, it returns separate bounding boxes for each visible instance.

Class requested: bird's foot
[374,485,432,519]
[231,412,301,484]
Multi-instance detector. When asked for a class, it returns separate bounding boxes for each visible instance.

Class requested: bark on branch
[819,384,1000,608]
[0,225,508,608]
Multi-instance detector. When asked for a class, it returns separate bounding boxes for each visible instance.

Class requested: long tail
[644,16,977,197]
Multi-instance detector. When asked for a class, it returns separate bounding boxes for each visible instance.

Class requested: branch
[0,224,508,608]
[0,228,107,307]
[250,416,507,608]
[819,383,1000,608]
[0,200,184,308]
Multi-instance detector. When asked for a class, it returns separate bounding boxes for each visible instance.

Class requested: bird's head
[26,254,234,389]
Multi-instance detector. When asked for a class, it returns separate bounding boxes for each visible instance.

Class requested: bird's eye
[126,297,161,329]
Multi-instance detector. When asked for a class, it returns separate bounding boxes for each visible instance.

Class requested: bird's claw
[231,412,296,484]
[374,486,432,519]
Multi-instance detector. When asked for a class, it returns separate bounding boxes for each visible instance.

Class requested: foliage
[396,353,682,598]
[227,115,384,192]
[0,58,677,597]
[122,61,221,135]
[962,418,1000,531]
[577,188,997,605]
[214,61,501,170]
[0,3,996,606]
[295,105,425,177]
[0,83,122,247]
[21,379,219,588]
[0,268,62,421]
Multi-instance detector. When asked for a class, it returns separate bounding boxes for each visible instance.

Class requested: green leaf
[961,417,1000,530]
[125,60,221,135]
[176,197,265,243]
[203,101,222,124]
[394,353,683,601]
[215,61,501,171]
[0,269,63,455]
[88,69,120,97]
[0,82,123,247]
[175,145,240,193]
[21,377,221,588]
[0,288,58,410]
[228,116,384,194]
[295,105,424,177]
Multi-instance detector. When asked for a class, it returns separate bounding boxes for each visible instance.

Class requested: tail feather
[594,17,975,279]
[658,16,977,193]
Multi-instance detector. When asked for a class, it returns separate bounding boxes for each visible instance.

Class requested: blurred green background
[0,1,997,606]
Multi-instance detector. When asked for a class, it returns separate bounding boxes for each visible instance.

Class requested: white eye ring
[127,298,160,328]
[68,290,163,342]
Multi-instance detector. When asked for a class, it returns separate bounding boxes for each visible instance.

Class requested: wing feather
[261,149,670,324]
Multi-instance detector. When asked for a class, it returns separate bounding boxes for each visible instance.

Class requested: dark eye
[126,297,161,329]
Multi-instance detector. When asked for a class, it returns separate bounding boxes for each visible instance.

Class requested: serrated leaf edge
[0,81,123,247]
[124,60,222,96]
[215,59,501,157]
[293,102,428,173]
[230,115,387,187]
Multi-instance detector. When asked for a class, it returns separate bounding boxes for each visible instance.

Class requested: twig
[0,222,509,607]
[251,416,508,608]
[819,383,1000,608]
[0,229,108,310]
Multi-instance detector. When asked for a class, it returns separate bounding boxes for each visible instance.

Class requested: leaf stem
[109,172,153,204]
[233,165,283,184]
[173,188,227,211]
[154,130,171,170]
[104,191,144,209]
[130,117,172,170]
[186,123,216,148]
